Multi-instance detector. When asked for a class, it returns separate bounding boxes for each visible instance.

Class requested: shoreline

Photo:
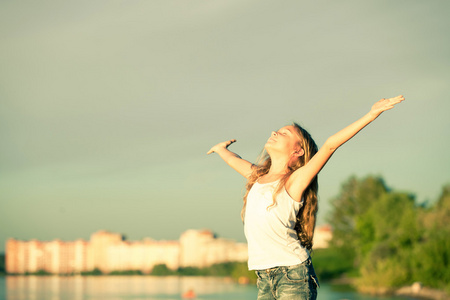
[395,284,449,300]
[3,273,449,299]
[330,277,449,300]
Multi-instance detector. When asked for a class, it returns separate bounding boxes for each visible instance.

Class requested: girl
[207,95,405,300]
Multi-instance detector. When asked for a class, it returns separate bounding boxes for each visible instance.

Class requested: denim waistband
[256,259,311,276]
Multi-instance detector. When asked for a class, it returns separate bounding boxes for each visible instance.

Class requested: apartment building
[6,225,331,274]
[6,229,248,274]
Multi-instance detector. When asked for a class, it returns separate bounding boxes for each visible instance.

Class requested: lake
[1,276,418,300]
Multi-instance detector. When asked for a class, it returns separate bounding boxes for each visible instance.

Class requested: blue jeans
[255,259,319,300]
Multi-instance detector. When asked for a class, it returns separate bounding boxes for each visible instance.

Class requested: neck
[267,157,289,176]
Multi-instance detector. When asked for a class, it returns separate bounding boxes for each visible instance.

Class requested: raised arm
[207,139,254,178]
[287,95,405,200]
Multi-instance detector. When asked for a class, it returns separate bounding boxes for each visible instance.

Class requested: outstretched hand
[207,139,236,155]
[370,95,405,117]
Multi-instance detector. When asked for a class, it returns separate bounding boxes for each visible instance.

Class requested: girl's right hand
[207,139,236,155]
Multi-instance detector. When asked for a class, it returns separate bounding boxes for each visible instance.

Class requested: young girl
[207,95,405,300]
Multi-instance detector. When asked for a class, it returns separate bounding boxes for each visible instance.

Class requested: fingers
[206,139,237,155]
[226,139,237,146]
[391,95,404,101]
[381,95,404,107]
[389,95,405,105]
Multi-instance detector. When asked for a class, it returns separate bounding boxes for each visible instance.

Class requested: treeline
[150,262,256,282]
[313,175,450,294]
[0,254,5,275]
[9,262,257,283]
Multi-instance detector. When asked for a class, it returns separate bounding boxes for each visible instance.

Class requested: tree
[151,264,174,276]
[0,254,5,275]
[326,176,450,293]
[412,184,450,291]
[327,175,388,257]
[355,192,419,289]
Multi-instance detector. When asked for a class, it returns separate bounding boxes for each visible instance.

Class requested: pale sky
[1,0,449,252]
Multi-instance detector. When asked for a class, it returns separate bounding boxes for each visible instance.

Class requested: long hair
[241,123,319,251]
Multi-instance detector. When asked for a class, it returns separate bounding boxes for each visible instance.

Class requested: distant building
[6,226,332,274]
[5,229,248,274]
[179,229,248,268]
[313,225,333,249]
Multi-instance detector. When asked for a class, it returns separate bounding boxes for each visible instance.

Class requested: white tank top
[244,180,310,270]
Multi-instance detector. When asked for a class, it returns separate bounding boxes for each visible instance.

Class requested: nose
[271,131,277,136]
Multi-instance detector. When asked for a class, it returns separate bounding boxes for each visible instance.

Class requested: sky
[1,0,449,252]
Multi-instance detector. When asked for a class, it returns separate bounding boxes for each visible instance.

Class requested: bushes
[149,262,256,282]
[326,176,450,292]
[0,254,4,275]
[109,270,143,275]
[81,268,103,276]
[312,248,356,280]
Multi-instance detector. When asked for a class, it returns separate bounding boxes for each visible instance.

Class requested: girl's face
[265,125,302,157]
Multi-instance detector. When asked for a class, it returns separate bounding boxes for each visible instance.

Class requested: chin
[264,145,276,156]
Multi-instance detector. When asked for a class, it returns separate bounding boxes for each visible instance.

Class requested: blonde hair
[241,123,319,251]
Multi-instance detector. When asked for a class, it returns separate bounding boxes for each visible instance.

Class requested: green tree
[412,229,450,291]
[0,253,5,275]
[81,268,103,276]
[412,184,450,292]
[34,270,52,276]
[312,248,356,280]
[327,175,389,263]
[355,192,419,289]
[326,176,450,293]
[207,262,235,276]
[151,264,174,276]
[109,270,143,275]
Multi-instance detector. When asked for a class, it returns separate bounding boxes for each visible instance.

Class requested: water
[1,276,418,300]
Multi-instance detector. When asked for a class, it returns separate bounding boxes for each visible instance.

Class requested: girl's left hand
[370,95,405,116]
